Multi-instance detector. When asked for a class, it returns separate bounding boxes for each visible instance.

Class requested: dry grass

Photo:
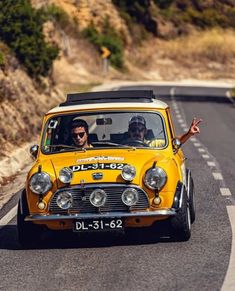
[160,29,235,64]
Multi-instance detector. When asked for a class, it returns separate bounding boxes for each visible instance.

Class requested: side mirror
[172,138,181,153]
[30,144,39,160]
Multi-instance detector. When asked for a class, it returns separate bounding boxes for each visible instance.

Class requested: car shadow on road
[0,222,185,250]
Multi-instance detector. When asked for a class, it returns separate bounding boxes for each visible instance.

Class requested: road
[0,84,234,291]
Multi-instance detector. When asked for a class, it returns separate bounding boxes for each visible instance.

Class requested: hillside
[0,0,235,164]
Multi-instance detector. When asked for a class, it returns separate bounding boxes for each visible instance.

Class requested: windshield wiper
[43,144,87,152]
[91,142,135,149]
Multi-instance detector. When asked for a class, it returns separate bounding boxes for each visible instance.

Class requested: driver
[70,119,93,148]
[126,115,201,147]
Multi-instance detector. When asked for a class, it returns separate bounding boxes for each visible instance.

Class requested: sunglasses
[129,126,145,133]
[72,132,86,138]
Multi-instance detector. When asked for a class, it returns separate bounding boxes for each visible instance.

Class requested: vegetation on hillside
[0,0,235,75]
[113,0,235,39]
[112,0,158,41]
[0,0,59,78]
[83,20,124,69]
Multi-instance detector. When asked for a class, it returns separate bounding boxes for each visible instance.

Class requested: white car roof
[47,99,169,115]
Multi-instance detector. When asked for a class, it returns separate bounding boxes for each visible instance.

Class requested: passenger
[126,115,202,147]
[70,119,93,148]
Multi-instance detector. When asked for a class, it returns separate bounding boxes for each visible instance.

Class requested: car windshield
[42,111,167,154]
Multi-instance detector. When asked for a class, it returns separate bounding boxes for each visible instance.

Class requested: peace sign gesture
[189,118,202,135]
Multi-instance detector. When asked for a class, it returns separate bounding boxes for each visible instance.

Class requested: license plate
[74,218,123,232]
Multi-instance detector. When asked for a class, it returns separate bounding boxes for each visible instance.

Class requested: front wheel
[170,188,191,241]
[17,190,44,248]
[187,170,196,223]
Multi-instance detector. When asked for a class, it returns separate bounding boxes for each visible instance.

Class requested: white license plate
[74,218,123,232]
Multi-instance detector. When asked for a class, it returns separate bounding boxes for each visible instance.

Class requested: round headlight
[29,172,52,195]
[89,189,107,207]
[144,167,167,190]
[121,188,139,206]
[121,164,136,181]
[59,167,73,183]
[56,191,73,209]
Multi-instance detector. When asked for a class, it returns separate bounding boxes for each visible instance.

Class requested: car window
[42,111,167,153]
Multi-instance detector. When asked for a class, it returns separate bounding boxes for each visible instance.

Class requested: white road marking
[175,110,180,114]
[202,154,210,159]
[198,148,206,153]
[170,88,175,97]
[178,119,184,123]
[221,206,235,291]
[220,188,232,196]
[207,161,216,167]
[194,143,201,147]
[212,172,223,180]
[0,204,17,228]
[225,90,235,105]
[170,89,235,291]
[176,114,181,118]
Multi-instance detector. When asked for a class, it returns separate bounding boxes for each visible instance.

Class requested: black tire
[170,188,191,241]
[17,190,43,248]
[187,170,196,224]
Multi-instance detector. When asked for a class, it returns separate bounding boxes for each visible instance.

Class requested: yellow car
[17,90,195,247]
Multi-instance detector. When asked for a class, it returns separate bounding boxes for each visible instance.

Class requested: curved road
[0,84,234,291]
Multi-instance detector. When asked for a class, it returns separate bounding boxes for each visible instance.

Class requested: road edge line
[0,204,17,228]
[221,206,235,291]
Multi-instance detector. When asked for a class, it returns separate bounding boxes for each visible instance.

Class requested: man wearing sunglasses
[71,119,92,148]
[127,115,202,147]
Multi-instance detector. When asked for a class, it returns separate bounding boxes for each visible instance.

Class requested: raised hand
[189,118,202,135]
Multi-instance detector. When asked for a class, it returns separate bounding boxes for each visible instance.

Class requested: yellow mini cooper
[17,90,195,247]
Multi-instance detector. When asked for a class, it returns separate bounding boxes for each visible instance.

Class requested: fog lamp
[121,164,136,181]
[89,189,107,207]
[56,191,73,209]
[121,188,139,206]
[59,167,73,184]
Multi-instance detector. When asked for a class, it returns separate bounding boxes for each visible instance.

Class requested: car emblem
[92,172,103,180]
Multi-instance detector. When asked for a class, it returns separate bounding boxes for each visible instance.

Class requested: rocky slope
[0,53,64,159]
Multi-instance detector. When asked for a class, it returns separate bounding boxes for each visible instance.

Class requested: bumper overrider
[25,182,184,222]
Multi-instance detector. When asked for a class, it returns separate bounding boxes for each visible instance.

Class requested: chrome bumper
[25,209,177,222]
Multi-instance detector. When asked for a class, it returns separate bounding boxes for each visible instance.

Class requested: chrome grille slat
[49,184,149,214]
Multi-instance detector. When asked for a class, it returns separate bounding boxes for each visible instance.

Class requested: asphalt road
[0,84,234,291]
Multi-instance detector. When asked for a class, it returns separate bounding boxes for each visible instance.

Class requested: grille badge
[92,172,103,180]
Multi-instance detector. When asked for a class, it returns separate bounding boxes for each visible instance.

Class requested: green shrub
[0,51,4,65]
[187,8,227,28]
[39,4,70,29]
[0,0,59,77]
[154,0,174,9]
[83,23,124,69]
[112,0,157,36]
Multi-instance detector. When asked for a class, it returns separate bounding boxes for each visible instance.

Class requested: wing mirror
[30,144,39,160]
[172,138,181,153]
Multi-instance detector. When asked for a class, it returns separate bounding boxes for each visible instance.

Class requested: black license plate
[74,218,123,232]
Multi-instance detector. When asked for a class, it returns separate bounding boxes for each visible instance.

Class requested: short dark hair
[71,119,89,134]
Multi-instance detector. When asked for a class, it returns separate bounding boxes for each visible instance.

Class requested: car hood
[49,149,174,187]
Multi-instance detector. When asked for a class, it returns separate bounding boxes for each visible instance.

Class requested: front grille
[49,184,149,214]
